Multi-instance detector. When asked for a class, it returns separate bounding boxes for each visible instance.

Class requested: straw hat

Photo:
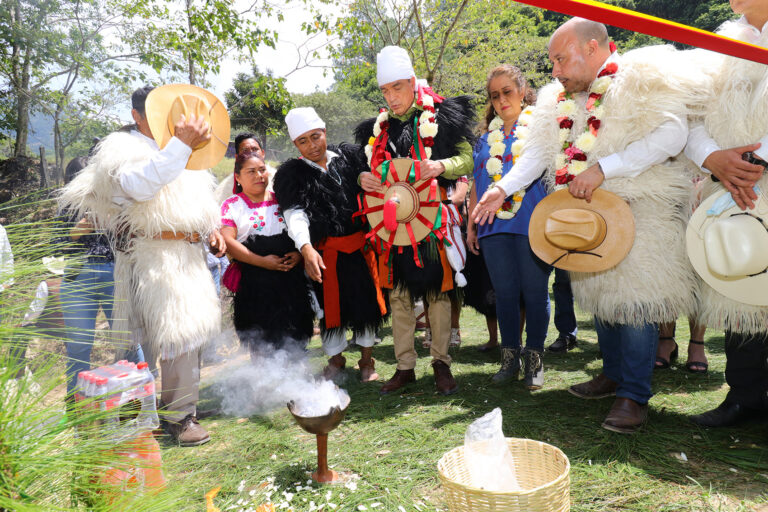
[529,188,635,271]
[145,84,230,170]
[365,158,440,246]
[687,186,768,306]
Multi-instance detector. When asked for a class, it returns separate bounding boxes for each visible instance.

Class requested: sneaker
[547,334,577,352]
[449,328,461,348]
[422,328,432,348]
[165,414,211,446]
[492,347,521,383]
[523,349,544,390]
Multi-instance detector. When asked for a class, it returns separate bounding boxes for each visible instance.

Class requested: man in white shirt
[474,18,703,433]
[60,86,226,446]
[686,1,768,428]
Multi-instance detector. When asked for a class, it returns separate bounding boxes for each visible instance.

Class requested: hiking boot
[492,347,521,383]
[165,414,211,446]
[449,328,462,348]
[523,349,544,390]
[379,369,416,395]
[547,334,577,352]
[322,354,346,380]
[568,373,617,399]
[601,398,647,434]
[432,360,458,395]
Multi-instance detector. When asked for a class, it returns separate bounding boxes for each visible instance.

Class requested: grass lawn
[154,296,768,512]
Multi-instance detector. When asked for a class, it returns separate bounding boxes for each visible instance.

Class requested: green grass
[151,298,768,512]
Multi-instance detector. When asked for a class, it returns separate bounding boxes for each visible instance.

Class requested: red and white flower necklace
[485,106,534,219]
[554,61,618,188]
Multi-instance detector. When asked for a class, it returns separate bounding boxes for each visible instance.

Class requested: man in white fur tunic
[686,0,768,429]
[474,18,705,433]
[59,86,225,446]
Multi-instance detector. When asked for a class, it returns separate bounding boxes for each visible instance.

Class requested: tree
[226,67,293,149]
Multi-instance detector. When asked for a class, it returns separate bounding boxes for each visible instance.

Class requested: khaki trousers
[160,348,201,422]
[390,286,452,370]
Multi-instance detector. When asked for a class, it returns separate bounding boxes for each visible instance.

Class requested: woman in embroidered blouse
[220,153,314,355]
[466,65,551,390]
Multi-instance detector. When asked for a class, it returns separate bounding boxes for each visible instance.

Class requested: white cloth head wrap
[285,107,326,141]
[376,46,416,86]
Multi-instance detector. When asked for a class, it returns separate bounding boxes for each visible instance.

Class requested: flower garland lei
[485,106,534,219]
[554,61,618,188]
[365,87,439,166]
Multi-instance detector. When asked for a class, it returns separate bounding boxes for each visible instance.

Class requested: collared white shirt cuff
[684,124,720,172]
[284,208,312,251]
[754,134,768,162]
[165,136,194,161]
[597,154,623,179]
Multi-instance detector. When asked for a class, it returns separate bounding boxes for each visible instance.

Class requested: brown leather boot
[379,369,416,395]
[601,397,648,433]
[358,347,378,383]
[322,354,346,380]
[432,360,458,395]
[568,373,617,399]
[165,414,211,446]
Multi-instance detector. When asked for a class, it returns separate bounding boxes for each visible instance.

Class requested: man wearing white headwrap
[685,1,768,429]
[274,107,387,383]
[356,46,475,396]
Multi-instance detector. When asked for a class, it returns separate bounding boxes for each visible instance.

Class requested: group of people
[55,0,768,447]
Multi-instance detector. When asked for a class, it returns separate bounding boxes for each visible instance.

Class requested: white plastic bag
[463,407,520,491]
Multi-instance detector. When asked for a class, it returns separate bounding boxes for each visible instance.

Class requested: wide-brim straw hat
[529,188,635,272]
[687,185,768,306]
[365,158,440,246]
[145,84,230,170]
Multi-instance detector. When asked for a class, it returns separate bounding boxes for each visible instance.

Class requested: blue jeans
[595,319,659,404]
[552,268,577,337]
[61,262,144,396]
[479,233,551,351]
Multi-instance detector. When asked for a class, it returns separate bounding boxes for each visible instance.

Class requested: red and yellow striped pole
[515,0,768,65]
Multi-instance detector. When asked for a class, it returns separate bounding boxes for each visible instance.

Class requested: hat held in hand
[687,185,768,306]
[145,84,230,170]
[529,188,634,272]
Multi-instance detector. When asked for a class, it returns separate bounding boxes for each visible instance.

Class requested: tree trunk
[14,54,31,158]
[39,146,50,188]
[186,0,196,85]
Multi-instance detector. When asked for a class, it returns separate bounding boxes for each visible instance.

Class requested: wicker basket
[438,437,570,512]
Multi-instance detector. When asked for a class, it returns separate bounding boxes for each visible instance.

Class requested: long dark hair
[480,65,536,132]
[233,151,264,193]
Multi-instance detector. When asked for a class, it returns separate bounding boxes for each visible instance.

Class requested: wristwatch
[742,151,768,171]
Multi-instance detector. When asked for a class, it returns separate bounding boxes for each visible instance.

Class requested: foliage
[226,67,294,150]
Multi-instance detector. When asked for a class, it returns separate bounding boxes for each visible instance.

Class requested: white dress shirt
[685,16,768,169]
[496,52,689,197]
[113,130,193,205]
[284,150,340,251]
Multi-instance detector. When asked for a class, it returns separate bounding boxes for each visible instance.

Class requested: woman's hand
[261,254,290,272]
[301,244,326,282]
[466,223,480,255]
[472,186,506,226]
[282,251,302,270]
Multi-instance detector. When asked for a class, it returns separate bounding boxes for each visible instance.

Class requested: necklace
[554,61,618,188]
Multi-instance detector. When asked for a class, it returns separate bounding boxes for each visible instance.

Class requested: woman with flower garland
[221,153,315,356]
[466,65,550,389]
[473,19,706,433]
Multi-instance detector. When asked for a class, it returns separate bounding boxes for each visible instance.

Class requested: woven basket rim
[437,437,571,496]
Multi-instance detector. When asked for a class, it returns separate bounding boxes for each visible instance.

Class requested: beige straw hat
[145,84,230,170]
[529,188,635,271]
[687,185,768,306]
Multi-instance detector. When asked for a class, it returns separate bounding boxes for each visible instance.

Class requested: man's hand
[703,143,764,210]
[300,244,326,283]
[282,251,302,270]
[209,230,226,257]
[568,164,604,203]
[466,222,480,255]
[420,159,445,180]
[174,114,211,149]
[360,172,384,193]
[472,186,506,226]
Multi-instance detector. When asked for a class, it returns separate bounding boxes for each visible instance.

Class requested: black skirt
[462,249,496,317]
[233,232,315,348]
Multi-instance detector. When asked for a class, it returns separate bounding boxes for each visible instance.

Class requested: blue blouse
[472,129,547,239]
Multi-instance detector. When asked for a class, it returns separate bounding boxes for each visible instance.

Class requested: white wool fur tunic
[527,46,708,325]
[692,21,768,335]
[58,131,221,359]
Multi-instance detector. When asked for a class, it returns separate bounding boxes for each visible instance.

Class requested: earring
[520,100,525,108]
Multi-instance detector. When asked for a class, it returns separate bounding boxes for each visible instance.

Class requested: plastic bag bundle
[463,407,520,491]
